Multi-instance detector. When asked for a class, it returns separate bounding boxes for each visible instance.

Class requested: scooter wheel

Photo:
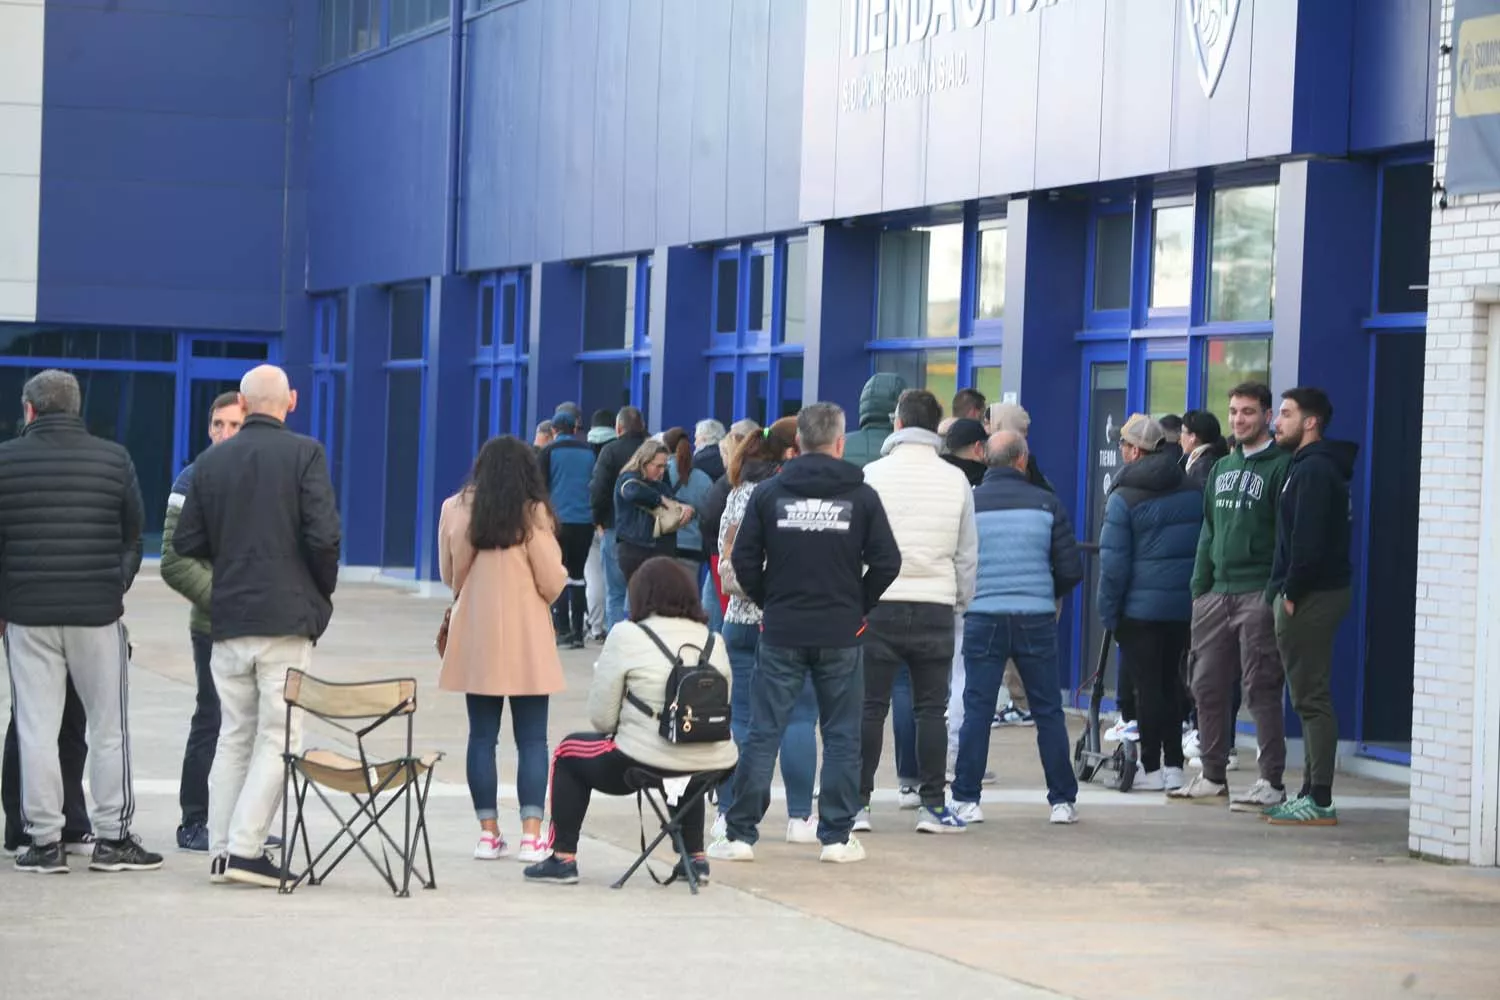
[1113,744,1136,793]
[1073,734,1097,782]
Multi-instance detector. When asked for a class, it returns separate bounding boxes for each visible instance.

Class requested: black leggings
[549,732,705,856]
[1115,619,1190,772]
[552,524,593,639]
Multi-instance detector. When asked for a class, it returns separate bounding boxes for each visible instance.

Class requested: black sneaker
[671,856,711,886]
[15,841,68,874]
[210,854,229,884]
[89,835,164,872]
[177,823,210,853]
[223,852,282,888]
[523,854,579,885]
[263,833,284,851]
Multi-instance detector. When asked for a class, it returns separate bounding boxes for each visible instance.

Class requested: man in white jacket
[859,389,978,834]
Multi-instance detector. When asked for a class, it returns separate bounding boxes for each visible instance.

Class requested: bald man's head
[985,430,1028,472]
[239,364,297,420]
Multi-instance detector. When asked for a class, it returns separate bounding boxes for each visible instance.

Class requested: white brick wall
[1414,0,1498,865]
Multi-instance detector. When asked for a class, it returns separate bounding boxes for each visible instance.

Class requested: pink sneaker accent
[517,835,549,864]
[474,831,508,860]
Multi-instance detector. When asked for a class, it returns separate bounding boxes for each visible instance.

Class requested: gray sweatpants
[5,622,134,844]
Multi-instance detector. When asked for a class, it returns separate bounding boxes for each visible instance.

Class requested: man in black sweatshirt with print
[711,402,901,866]
[1264,387,1355,827]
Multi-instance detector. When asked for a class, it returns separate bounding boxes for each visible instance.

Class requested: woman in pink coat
[439,436,568,864]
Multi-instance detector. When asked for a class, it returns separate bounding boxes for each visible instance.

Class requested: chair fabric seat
[294,748,442,796]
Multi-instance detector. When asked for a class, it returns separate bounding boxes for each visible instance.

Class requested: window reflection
[584,259,637,351]
[1209,186,1277,323]
[1203,338,1272,419]
[1093,214,1132,312]
[874,349,957,407]
[877,224,963,340]
[976,224,1007,320]
[1151,205,1194,310]
[1146,360,1187,418]
[783,239,807,345]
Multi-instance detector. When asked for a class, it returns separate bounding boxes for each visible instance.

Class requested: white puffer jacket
[861,428,978,610]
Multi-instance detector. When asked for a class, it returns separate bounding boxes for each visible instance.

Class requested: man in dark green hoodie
[842,373,906,469]
[1264,387,1355,827]
[1170,383,1292,810]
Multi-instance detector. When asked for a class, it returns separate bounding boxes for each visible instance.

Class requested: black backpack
[625,623,732,745]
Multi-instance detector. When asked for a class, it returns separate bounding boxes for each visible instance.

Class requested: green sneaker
[1264,796,1337,826]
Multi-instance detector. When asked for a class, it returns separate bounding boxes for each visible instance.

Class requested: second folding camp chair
[278,669,443,897]
[612,765,735,895]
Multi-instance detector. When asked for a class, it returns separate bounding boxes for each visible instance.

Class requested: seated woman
[524,557,736,886]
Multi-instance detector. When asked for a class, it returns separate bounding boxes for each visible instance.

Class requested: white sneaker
[819,837,866,864]
[1182,729,1202,759]
[516,836,549,864]
[1229,778,1287,813]
[1226,750,1241,772]
[785,817,819,844]
[473,831,508,860]
[1049,803,1078,825]
[952,800,984,824]
[1104,718,1139,743]
[852,808,872,832]
[897,785,921,810]
[711,813,727,841]
[1167,773,1228,803]
[1133,767,1166,792]
[1162,766,1186,791]
[707,836,755,862]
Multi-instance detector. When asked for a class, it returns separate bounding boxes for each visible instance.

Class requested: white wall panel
[0,0,45,322]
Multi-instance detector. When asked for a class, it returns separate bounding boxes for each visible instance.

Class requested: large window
[877,224,964,340]
[475,271,529,448]
[383,283,428,574]
[1150,204,1194,310]
[707,235,807,424]
[1202,337,1272,414]
[320,0,447,68]
[1092,213,1133,313]
[1209,185,1278,323]
[875,349,957,410]
[1146,359,1187,418]
[578,255,651,418]
[311,296,348,507]
[1377,161,1433,316]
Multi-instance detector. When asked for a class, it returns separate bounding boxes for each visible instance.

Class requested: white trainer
[711,813,727,841]
[707,836,755,862]
[897,785,922,810]
[1162,766,1186,791]
[1133,767,1167,792]
[516,836,549,864]
[852,808,872,833]
[952,800,984,824]
[1167,772,1228,803]
[819,837,867,864]
[785,817,819,844]
[1182,729,1202,759]
[1229,778,1287,813]
[473,832,508,860]
[1049,803,1078,825]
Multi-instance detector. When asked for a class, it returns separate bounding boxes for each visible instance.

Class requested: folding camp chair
[278,669,443,897]
[612,765,735,896]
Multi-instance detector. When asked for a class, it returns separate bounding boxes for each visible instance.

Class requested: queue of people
[0,362,1355,888]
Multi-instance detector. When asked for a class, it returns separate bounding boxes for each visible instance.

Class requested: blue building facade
[0,0,1440,764]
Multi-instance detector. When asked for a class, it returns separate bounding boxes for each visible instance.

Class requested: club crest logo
[1185,0,1241,99]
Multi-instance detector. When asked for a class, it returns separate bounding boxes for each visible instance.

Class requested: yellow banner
[1457,13,1500,118]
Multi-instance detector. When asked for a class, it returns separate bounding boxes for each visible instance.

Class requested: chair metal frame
[612,765,735,896]
[278,669,443,898]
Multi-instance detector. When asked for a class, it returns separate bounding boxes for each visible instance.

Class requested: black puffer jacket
[0,413,144,627]
[173,414,341,641]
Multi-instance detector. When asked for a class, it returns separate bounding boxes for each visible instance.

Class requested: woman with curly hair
[439,436,568,864]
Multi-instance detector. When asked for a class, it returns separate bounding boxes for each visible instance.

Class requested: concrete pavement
[2,571,1498,1000]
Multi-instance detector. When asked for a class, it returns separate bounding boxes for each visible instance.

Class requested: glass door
[1075,348,1129,696]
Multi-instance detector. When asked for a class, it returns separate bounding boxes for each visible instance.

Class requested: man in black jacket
[1264,387,1355,827]
[174,365,341,887]
[711,402,901,866]
[0,369,158,875]
[588,406,647,630]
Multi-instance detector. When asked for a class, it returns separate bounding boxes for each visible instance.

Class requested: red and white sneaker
[473,831,509,860]
[516,835,549,864]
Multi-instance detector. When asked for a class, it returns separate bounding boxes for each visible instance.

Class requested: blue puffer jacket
[970,466,1084,616]
[538,435,596,525]
[1096,450,1203,628]
[668,459,714,556]
[614,471,675,549]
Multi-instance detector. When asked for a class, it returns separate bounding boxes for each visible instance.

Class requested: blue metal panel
[1349,0,1436,152]
[977,14,1041,198]
[1253,0,1311,158]
[623,0,664,251]
[651,246,713,431]
[726,0,772,239]
[797,0,840,222]
[765,0,806,232]
[690,0,732,243]
[307,33,449,289]
[423,274,477,579]
[344,284,390,566]
[508,0,544,266]
[1034,0,1106,188]
[460,3,514,269]
[592,0,631,253]
[804,224,878,414]
[534,0,571,262]
[529,261,583,431]
[1098,0,1175,181]
[656,0,696,246]
[563,0,600,259]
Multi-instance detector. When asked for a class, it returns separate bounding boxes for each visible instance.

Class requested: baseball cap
[551,410,577,432]
[945,418,987,453]
[1119,413,1165,451]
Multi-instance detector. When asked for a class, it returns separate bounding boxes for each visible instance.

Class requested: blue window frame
[705,234,807,424]
[319,0,448,69]
[310,296,349,524]
[1367,155,1434,328]
[577,254,652,419]
[382,282,428,576]
[869,205,999,404]
[474,270,529,450]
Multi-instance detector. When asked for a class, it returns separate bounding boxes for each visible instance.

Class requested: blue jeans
[602,529,627,631]
[725,641,863,847]
[719,622,817,820]
[954,612,1077,806]
[891,665,918,785]
[701,572,724,634]
[465,694,550,822]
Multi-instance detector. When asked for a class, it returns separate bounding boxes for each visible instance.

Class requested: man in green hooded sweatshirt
[843,373,907,469]
[1170,383,1292,811]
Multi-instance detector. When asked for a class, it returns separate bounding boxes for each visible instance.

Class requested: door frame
[173,332,280,474]
[1071,341,1129,697]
